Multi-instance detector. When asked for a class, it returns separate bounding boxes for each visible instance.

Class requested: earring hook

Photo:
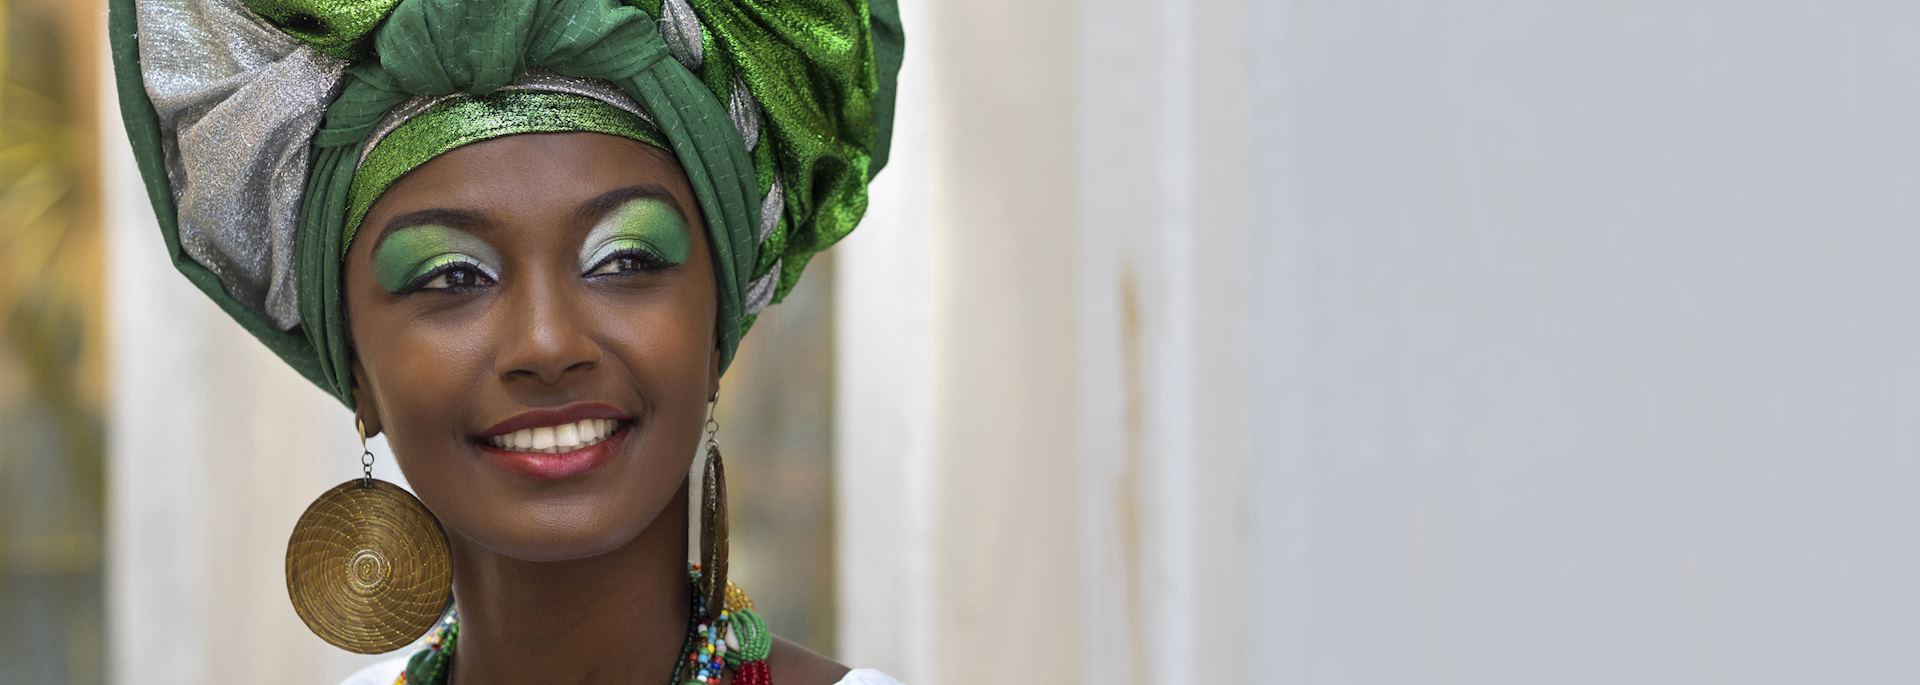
[703,400,720,449]
[356,416,375,488]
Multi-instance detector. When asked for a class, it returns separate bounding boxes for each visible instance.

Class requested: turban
[110,0,903,408]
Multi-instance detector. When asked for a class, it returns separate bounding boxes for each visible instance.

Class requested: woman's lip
[480,423,629,481]
[478,402,633,437]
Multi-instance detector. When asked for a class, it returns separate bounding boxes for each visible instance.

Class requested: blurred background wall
[1,0,1917,683]
[1,0,106,683]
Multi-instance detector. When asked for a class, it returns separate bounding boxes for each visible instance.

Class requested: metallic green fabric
[678,0,890,304]
[110,0,902,409]
[241,0,404,58]
[345,92,667,247]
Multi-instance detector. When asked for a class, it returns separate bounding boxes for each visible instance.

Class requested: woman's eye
[411,263,496,292]
[586,249,670,277]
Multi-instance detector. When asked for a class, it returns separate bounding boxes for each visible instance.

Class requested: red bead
[736,660,771,685]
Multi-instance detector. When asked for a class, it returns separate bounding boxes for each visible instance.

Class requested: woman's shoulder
[764,636,907,685]
[834,668,908,685]
[339,657,407,685]
[334,653,906,685]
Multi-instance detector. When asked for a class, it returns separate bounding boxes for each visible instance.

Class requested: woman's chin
[464,514,650,563]
[445,488,674,563]
[412,430,693,564]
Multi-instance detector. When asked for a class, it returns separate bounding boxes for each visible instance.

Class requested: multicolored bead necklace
[394,565,772,685]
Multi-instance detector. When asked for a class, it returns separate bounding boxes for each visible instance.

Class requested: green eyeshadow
[578,198,692,270]
[372,225,500,293]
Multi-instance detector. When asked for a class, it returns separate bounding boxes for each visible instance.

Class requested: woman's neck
[446,482,695,685]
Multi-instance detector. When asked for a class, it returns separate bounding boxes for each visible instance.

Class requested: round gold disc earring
[285,417,453,653]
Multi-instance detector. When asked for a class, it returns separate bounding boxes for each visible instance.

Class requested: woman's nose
[495,274,601,386]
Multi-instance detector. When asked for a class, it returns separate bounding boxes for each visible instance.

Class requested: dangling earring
[285,416,453,654]
[698,401,730,621]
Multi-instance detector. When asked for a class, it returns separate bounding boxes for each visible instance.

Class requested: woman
[110,0,902,683]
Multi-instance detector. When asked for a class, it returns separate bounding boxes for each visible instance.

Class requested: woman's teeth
[485,418,621,453]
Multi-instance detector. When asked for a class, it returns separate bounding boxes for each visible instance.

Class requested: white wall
[843,1,1920,684]
[1248,2,1920,683]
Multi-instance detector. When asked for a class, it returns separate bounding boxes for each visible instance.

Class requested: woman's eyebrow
[375,208,489,250]
[575,184,685,224]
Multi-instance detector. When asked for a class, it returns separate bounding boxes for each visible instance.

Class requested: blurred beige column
[835,0,1083,682]
[1075,1,1258,683]
[838,0,1266,683]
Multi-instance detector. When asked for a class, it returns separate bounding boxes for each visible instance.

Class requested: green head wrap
[110,0,903,409]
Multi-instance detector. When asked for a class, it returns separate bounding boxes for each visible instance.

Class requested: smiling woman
[109,0,902,683]
[347,132,723,569]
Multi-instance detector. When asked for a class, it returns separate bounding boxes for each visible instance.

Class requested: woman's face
[344,132,719,562]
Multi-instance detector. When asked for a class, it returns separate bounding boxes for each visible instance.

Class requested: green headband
[111,0,902,409]
[344,88,668,250]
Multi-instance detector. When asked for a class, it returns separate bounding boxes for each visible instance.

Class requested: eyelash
[393,247,671,295]
[584,247,675,278]
[398,259,497,294]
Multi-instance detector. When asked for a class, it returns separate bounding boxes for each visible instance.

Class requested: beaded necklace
[394,565,773,685]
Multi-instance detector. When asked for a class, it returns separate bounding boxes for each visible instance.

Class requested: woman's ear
[350,353,384,438]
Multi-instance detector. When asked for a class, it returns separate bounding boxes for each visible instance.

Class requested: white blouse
[339,657,905,685]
